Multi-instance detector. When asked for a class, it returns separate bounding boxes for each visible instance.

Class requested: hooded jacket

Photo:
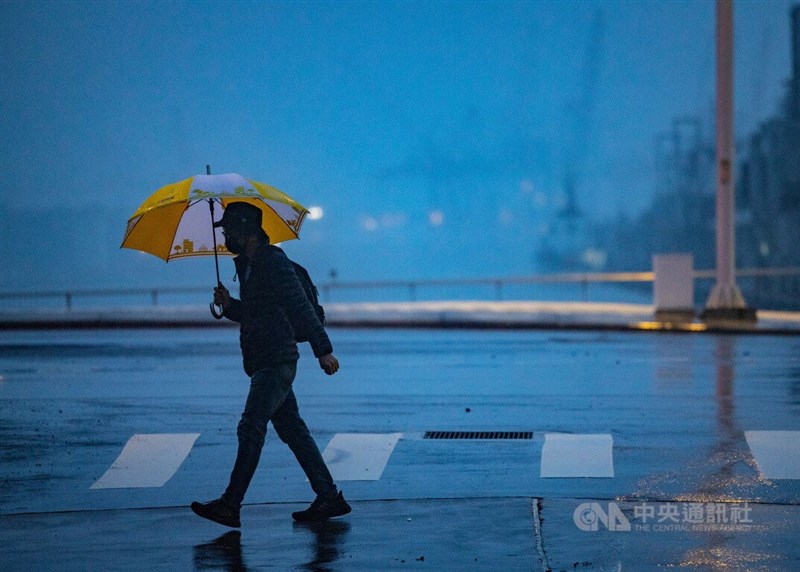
[222,244,333,376]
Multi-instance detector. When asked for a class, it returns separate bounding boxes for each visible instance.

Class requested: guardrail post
[409,283,416,302]
[495,281,503,300]
[581,279,588,302]
[65,292,72,311]
[151,290,158,306]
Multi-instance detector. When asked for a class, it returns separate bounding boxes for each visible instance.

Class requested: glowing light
[519,179,548,208]
[428,210,444,226]
[361,216,379,231]
[581,248,608,269]
[307,206,324,220]
[633,321,708,332]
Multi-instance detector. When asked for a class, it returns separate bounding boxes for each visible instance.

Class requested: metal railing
[0,286,212,310]
[2,267,798,311]
[318,270,656,303]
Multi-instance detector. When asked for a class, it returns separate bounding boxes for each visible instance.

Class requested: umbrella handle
[208,193,224,320]
[210,302,224,320]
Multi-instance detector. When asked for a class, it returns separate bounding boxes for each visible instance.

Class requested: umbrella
[121,166,309,317]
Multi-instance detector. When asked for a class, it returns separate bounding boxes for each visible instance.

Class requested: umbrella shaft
[209,199,221,285]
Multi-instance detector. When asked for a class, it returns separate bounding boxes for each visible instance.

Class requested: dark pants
[221,363,337,508]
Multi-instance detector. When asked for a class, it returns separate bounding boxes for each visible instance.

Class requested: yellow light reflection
[632,321,708,332]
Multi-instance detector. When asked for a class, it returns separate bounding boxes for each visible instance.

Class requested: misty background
[0,0,794,298]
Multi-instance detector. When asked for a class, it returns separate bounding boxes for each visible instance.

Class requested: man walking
[191,201,350,527]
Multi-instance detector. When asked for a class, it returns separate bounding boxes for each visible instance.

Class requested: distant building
[591,4,800,310]
[589,115,717,278]
[737,5,800,308]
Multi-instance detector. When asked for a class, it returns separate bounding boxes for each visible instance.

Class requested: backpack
[290,259,326,342]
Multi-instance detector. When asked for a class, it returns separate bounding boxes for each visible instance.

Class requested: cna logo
[573,502,631,532]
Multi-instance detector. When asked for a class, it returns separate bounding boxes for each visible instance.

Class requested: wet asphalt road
[1,328,799,570]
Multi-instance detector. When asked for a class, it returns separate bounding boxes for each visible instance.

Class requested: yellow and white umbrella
[121,169,309,317]
[122,171,308,261]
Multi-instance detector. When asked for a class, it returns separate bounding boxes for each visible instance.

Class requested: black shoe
[292,491,352,522]
[191,498,241,528]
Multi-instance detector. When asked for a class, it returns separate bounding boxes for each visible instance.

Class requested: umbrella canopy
[121,172,308,262]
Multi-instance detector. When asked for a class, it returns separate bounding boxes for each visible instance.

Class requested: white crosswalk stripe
[745,430,800,480]
[321,433,403,481]
[540,433,615,478]
[90,433,200,489]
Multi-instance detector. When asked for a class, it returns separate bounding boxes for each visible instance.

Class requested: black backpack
[290,260,326,342]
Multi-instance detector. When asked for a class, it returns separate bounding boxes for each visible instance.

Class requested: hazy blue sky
[1,0,796,291]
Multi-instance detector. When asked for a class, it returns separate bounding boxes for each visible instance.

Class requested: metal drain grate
[424,431,533,440]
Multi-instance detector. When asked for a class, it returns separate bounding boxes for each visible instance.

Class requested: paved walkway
[1,327,799,569]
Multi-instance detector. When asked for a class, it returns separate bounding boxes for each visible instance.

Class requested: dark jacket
[223,244,333,376]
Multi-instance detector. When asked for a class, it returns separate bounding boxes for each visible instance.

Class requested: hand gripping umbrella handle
[210,302,224,320]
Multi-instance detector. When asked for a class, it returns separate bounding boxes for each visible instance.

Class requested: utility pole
[702,0,757,325]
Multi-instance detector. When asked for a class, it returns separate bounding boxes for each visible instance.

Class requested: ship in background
[535,8,606,274]
[538,4,800,310]
[535,172,597,272]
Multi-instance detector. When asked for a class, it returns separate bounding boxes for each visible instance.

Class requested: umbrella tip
[206,164,211,175]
